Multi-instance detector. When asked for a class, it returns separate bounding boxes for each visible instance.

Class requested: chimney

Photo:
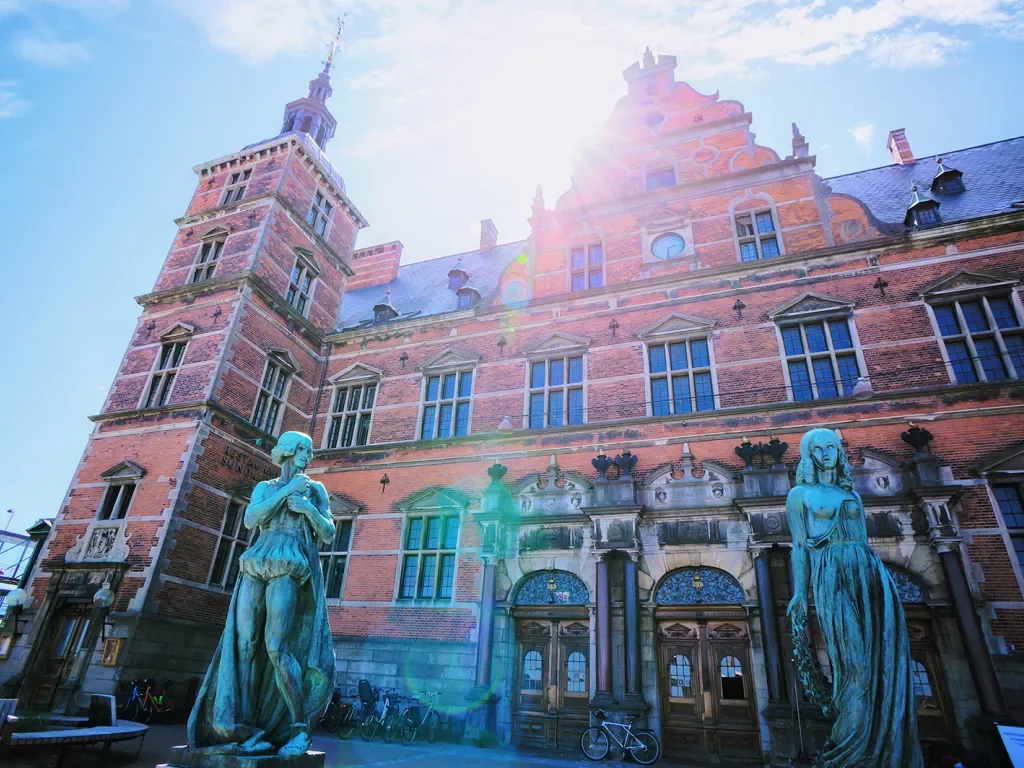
[347,241,403,291]
[886,128,915,165]
[480,219,498,252]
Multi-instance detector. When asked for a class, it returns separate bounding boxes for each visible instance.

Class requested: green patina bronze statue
[786,428,923,767]
[189,431,336,758]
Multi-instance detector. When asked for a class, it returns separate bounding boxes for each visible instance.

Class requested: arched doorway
[655,567,760,763]
[510,570,590,749]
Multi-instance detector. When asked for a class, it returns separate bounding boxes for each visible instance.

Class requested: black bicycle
[360,686,400,742]
[399,691,441,745]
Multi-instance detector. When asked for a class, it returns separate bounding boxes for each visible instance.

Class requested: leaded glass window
[326,382,376,448]
[932,296,1024,384]
[779,318,862,401]
[209,498,250,589]
[399,515,459,600]
[528,356,584,428]
[319,519,353,599]
[648,337,716,415]
[421,370,473,439]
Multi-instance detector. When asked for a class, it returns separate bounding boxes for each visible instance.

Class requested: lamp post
[92,580,115,640]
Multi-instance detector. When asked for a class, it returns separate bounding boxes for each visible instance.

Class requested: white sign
[998,724,1024,767]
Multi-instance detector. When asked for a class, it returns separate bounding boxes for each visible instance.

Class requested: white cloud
[868,30,967,69]
[14,34,91,66]
[849,122,876,156]
[0,81,29,118]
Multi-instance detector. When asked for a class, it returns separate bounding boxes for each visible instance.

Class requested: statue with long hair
[189,431,335,758]
[786,428,923,767]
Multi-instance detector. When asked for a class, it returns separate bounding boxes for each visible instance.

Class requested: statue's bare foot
[278,728,311,757]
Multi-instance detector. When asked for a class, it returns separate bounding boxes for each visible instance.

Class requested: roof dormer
[904,184,941,229]
[456,284,480,310]
[373,290,398,325]
[931,157,965,195]
[448,260,470,290]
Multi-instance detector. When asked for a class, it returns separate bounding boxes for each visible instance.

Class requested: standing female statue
[786,428,923,767]
[189,431,336,757]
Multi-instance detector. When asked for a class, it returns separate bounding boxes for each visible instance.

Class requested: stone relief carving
[644,452,738,510]
[65,521,132,563]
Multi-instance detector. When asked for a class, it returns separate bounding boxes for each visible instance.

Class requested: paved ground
[5,723,690,768]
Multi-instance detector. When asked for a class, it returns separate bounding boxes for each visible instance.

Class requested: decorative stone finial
[642,46,656,68]
[614,449,638,479]
[592,448,612,480]
[901,422,934,454]
[487,461,508,487]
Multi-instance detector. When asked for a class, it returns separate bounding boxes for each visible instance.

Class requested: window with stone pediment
[252,350,298,436]
[325,365,381,449]
[95,461,145,522]
[770,294,867,402]
[141,324,193,410]
[307,190,333,237]
[922,271,1024,385]
[523,333,589,429]
[286,249,319,318]
[418,349,478,440]
[190,229,227,284]
[641,314,719,416]
[398,514,460,600]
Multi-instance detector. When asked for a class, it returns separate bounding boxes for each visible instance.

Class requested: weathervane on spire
[322,13,346,72]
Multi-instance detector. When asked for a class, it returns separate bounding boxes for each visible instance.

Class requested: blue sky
[0,0,1022,534]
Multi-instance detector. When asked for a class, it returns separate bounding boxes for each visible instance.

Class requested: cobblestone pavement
[6,723,724,768]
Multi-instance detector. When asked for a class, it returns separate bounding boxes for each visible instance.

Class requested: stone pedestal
[159,745,325,768]
[763,702,833,766]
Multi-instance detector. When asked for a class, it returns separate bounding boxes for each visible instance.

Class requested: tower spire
[278,15,346,150]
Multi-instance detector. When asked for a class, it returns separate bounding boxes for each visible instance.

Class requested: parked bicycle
[360,686,401,742]
[581,709,660,765]
[124,678,175,724]
[400,691,441,745]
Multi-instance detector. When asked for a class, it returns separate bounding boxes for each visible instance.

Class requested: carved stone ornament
[515,570,590,605]
[660,622,696,639]
[65,521,132,563]
[885,564,926,603]
[655,567,745,605]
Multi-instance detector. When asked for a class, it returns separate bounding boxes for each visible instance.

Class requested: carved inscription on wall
[221,446,275,483]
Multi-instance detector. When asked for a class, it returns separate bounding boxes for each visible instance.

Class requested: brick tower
[6,38,367,711]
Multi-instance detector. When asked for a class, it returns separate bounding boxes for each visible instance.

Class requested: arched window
[910,659,937,709]
[720,655,745,700]
[515,570,590,605]
[668,654,692,698]
[566,651,587,693]
[522,650,543,691]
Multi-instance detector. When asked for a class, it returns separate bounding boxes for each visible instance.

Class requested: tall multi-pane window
[142,341,187,409]
[286,257,315,316]
[319,519,353,599]
[252,357,290,435]
[528,356,584,428]
[932,295,1024,384]
[209,499,250,589]
[222,169,251,205]
[420,371,473,439]
[97,480,137,521]
[648,337,715,415]
[569,243,604,292]
[779,318,862,401]
[307,191,333,237]
[191,238,224,283]
[993,485,1024,570]
[735,209,781,262]
[326,383,376,448]
[399,515,459,600]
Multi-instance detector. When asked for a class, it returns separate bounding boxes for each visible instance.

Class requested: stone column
[938,545,1007,716]
[475,559,497,687]
[595,555,613,702]
[623,554,643,706]
[754,548,786,702]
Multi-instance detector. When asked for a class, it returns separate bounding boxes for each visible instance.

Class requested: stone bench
[0,694,148,768]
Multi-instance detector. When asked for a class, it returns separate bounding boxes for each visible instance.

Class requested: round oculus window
[651,232,685,260]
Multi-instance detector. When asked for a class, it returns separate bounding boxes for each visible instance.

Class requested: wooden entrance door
[512,617,591,748]
[30,603,91,711]
[658,619,761,763]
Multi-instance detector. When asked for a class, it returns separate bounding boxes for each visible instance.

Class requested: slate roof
[826,136,1024,227]
[335,240,527,331]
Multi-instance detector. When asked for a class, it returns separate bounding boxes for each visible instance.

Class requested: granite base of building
[160,745,325,768]
[763,701,833,766]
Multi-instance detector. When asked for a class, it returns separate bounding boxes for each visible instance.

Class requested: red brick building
[4,47,1024,764]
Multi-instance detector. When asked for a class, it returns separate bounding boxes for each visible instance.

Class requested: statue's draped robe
[187,515,334,751]
[796,492,923,768]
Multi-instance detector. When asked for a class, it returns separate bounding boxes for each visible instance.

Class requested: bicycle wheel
[581,728,610,760]
[337,709,356,740]
[383,711,401,743]
[140,700,154,725]
[627,731,661,765]
[360,717,379,741]
[322,701,342,732]
[124,698,141,722]
[400,716,416,746]
[425,711,439,744]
